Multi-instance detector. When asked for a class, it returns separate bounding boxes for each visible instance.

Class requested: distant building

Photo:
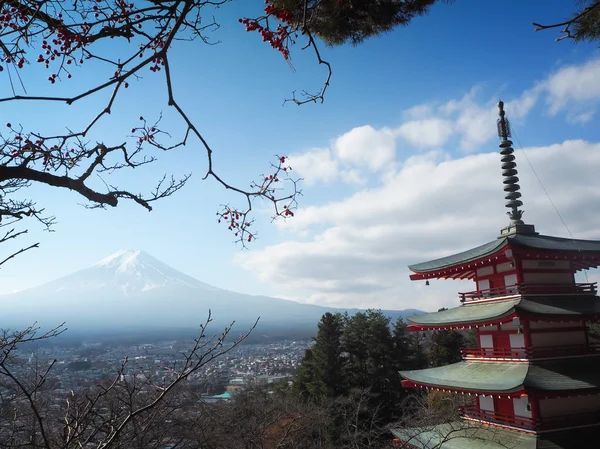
[200,391,233,403]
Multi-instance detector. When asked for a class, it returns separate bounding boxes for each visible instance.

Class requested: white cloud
[451,101,496,151]
[395,85,539,153]
[248,58,600,312]
[239,140,600,312]
[396,118,454,148]
[404,103,433,119]
[505,87,542,120]
[544,58,600,115]
[333,125,396,171]
[287,125,396,186]
[402,59,600,151]
[570,110,595,124]
[287,148,339,185]
[287,57,600,190]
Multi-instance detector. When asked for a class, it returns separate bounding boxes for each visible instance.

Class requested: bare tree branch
[533,1,600,41]
[1,0,309,261]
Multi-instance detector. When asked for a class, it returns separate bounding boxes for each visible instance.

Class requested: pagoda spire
[497,101,536,236]
[497,101,523,224]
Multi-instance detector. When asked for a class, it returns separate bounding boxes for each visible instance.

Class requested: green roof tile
[409,233,600,274]
[400,361,527,392]
[400,358,600,393]
[408,239,506,273]
[407,300,519,327]
[407,297,600,327]
[390,423,600,449]
[537,426,600,449]
[518,296,600,315]
[512,233,600,253]
[391,423,536,449]
[527,358,600,391]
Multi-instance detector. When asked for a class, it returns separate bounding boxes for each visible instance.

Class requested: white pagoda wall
[509,333,525,348]
[479,395,494,412]
[513,397,532,418]
[479,334,493,348]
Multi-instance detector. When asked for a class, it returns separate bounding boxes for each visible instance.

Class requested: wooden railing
[460,406,600,431]
[461,343,600,360]
[459,282,597,302]
[461,347,527,359]
[460,406,535,430]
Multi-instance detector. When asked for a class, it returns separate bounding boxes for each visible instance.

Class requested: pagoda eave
[391,422,600,449]
[391,422,536,449]
[400,361,528,393]
[401,378,600,400]
[400,379,526,397]
[400,358,600,394]
[408,234,600,280]
[408,313,600,332]
[406,295,600,330]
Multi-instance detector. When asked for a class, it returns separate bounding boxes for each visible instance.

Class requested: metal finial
[497,101,523,225]
[497,100,511,139]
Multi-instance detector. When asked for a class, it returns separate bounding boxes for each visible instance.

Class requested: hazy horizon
[0,249,424,334]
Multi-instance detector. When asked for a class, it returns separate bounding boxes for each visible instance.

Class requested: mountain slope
[0,250,423,335]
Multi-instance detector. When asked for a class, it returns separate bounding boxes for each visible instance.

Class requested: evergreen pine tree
[293,348,316,400]
[408,332,429,369]
[564,0,600,43]
[342,310,400,420]
[294,312,346,403]
[392,317,412,370]
[429,329,464,367]
[272,0,439,46]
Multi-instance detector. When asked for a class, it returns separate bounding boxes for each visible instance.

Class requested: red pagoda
[392,101,600,449]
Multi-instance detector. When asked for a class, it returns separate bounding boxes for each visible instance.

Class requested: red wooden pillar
[521,317,533,354]
[513,255,524,287]
[528,395,541,430]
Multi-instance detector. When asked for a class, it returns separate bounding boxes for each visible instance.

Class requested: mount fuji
[0,250,422,337]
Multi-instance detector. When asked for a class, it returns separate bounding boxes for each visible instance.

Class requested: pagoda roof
[409,238,506,273]
[408,296,600,329]
[390,422,599,449]
[400,358,600,394]
[409,233,600,278]
[408,299,518,328]
[401,361,526,393]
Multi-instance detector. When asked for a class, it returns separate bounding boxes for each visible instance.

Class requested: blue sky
[2,0,600,312]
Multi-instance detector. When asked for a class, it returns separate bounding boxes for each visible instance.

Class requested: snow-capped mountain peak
[0,250,422,333]
[94,249,143,273]
[21,249,219,297]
